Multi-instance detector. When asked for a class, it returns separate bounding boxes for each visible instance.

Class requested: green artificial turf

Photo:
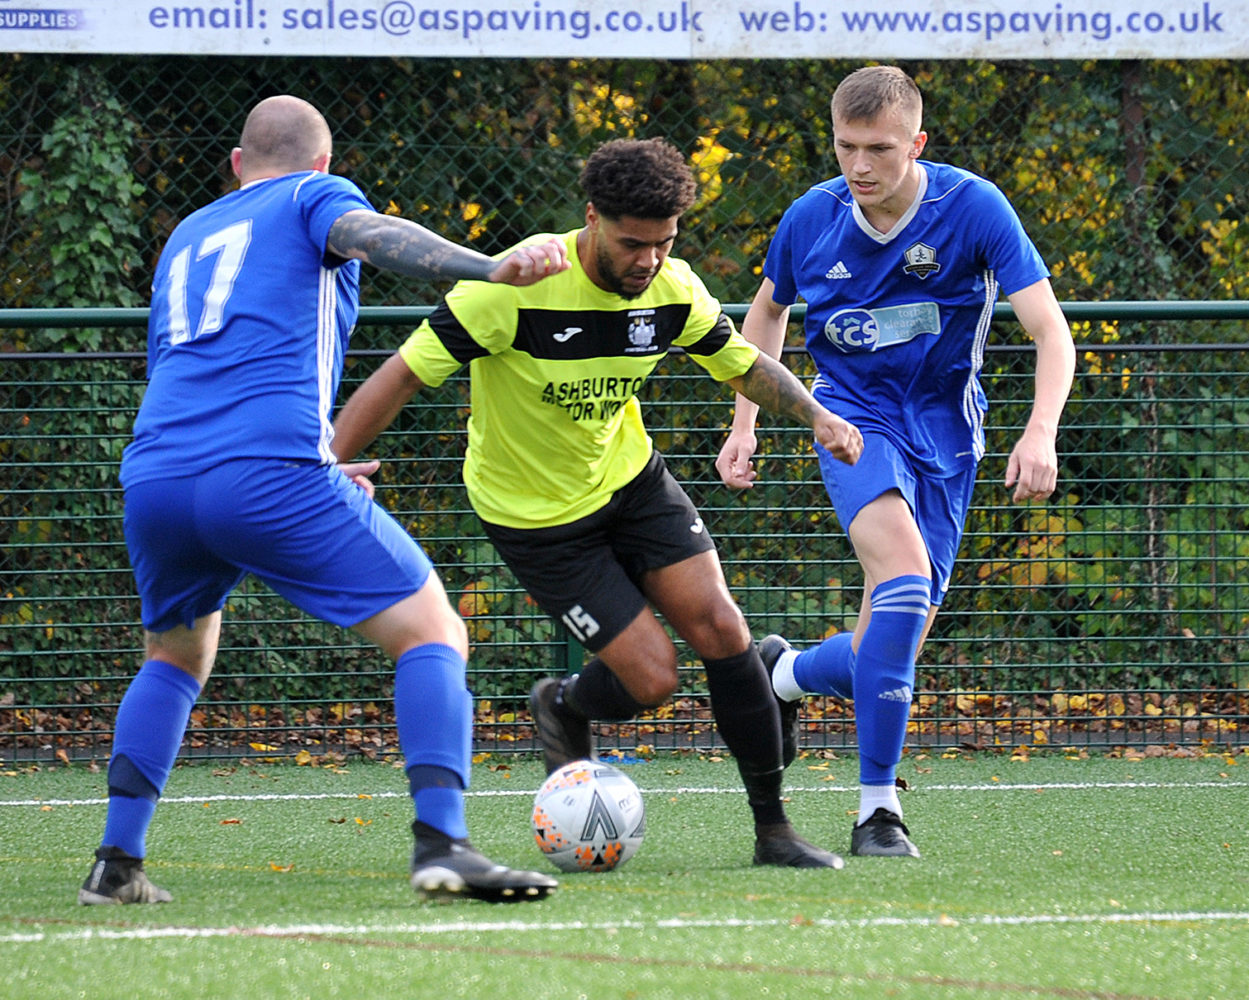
[3,750,1246,1000]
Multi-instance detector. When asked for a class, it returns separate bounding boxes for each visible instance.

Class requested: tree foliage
[3,55,1246,333]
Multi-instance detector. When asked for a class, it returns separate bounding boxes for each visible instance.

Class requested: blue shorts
[124,459,432,633]
[814,432,976,604]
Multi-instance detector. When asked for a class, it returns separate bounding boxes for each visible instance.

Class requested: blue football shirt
[765,161,1049,474]
[121,171,372,487]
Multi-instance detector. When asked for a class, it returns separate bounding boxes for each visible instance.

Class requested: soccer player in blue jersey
[717,66,1075,858]
[78,95,569,905]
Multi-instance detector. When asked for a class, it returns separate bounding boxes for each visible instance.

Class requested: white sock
[857,783,902,826]
[770,648,807,702]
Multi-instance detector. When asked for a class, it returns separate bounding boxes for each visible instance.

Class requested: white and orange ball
[531,760,645,873]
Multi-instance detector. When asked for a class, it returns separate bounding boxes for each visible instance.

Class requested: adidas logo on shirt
[824,261,853,280]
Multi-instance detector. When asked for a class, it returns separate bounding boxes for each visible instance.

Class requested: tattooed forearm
[729,353,821,428]
[327,212,496,282]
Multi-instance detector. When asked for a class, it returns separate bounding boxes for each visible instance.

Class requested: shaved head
[235,95,332,180]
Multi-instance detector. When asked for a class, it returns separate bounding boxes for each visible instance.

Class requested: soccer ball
[531,760,646,873]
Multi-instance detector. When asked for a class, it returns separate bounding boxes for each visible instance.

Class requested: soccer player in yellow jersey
[333,138,863,868]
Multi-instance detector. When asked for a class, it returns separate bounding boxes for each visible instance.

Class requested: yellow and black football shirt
[398,229,759,529]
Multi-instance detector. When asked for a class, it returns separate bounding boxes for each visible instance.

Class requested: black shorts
[479,450,717,651]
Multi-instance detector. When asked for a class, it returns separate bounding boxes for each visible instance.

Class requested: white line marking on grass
[892,780,1249,792]
[2,778,1246,808]
[0,791,411,807]
[3,909,1248,946]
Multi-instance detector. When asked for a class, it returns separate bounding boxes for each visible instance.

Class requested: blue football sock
[793,631,856,699]
[395,644,472,839]
[851,575,931,787]
[407,765,466,840]
[102,659,201,858]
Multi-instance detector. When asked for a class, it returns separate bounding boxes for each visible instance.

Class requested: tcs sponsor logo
[823,308,879,350]
[823,302,942,353]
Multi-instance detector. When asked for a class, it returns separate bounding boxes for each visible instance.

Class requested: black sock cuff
[405,764,465,795]
[701,646,757,676]
[107,753,160,803]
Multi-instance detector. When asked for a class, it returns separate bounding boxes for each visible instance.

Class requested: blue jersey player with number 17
[79,95,569,906]
[717,66,1075,859]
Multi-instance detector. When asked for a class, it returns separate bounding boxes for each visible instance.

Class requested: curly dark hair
[578,138,697,220]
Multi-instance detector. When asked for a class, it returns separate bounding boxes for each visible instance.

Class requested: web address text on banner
[2,0,1243,58]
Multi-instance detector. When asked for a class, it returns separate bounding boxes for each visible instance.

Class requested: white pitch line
[1,778,1246,809]
[3,909,1248,946]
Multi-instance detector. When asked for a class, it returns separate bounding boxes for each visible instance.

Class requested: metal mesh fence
[2,53,1247,762]
[3,331,1246,762]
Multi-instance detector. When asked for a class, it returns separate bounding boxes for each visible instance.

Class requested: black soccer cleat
[78,846,173,905]
[758,634,801,768]
[753,822,845,869]
[529,677,593,775]
[850,808,921,858]
[410,820,557,903]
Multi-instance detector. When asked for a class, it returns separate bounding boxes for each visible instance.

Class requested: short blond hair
[831,66,922,130]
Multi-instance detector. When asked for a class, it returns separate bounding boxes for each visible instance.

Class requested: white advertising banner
[1,0,1245,58]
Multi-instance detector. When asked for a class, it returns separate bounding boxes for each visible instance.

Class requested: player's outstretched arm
[327,211,568,286]
[485,237,570,285]
[332,353,426,463]
[726,351,862,467]
[1003,278,1075,503]
[717,281,796,488]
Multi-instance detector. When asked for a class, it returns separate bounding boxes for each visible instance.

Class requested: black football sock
[705,646,788,828]
[561,657,649,721]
